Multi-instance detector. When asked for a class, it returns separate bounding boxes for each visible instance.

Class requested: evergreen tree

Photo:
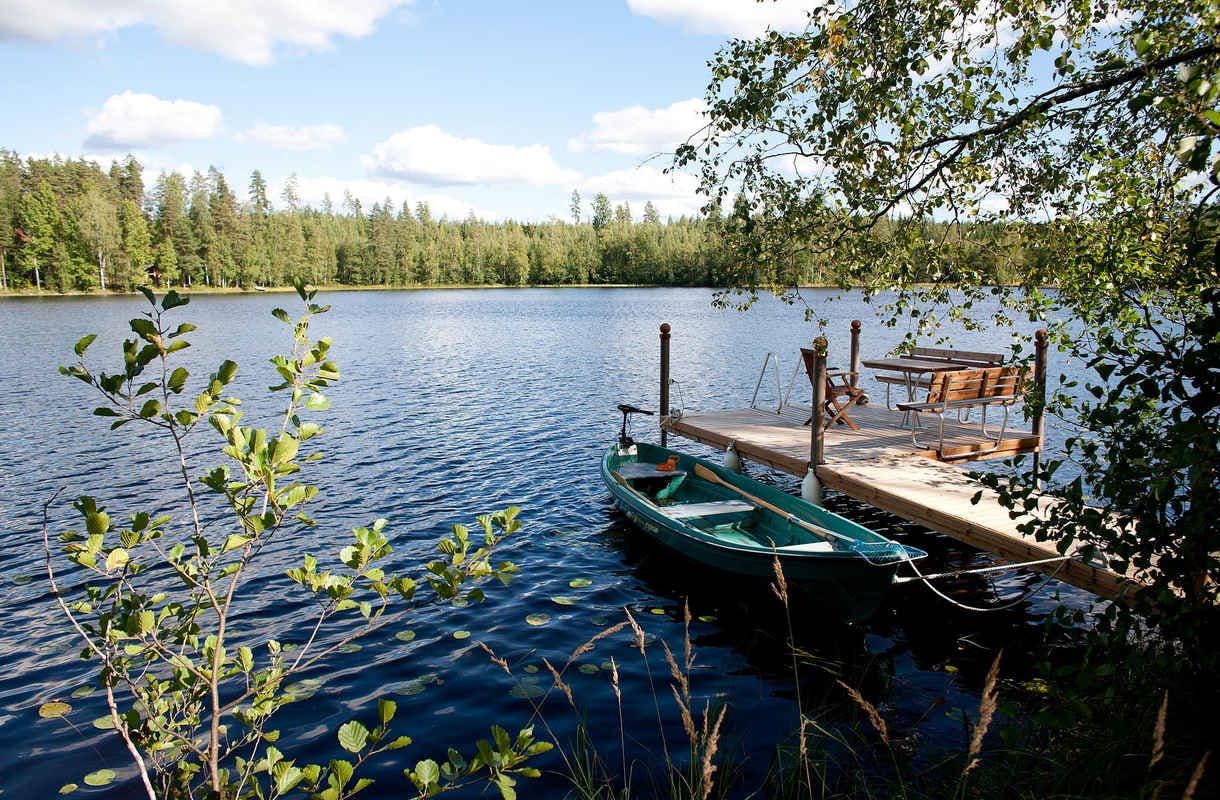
[118,198,153,289]
[643,201,660,225]
[16,180,60,290]
[569,189,581,224]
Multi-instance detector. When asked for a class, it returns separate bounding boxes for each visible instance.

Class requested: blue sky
[0,1,816,221]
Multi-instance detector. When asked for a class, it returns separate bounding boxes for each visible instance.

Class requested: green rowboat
[602,433,925,620]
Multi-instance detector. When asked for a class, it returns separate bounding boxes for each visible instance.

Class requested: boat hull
[601,443,921,621]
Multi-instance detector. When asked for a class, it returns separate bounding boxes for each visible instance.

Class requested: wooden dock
[664,405,1136,600]
[655,323,1142,603]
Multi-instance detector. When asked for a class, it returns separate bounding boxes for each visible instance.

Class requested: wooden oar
[692,463,853,546]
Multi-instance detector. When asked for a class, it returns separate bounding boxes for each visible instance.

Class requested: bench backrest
[904,346,1005,368]
[926,366,1029,404]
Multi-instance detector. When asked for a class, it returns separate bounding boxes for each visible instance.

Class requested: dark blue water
[0,288,1092,798]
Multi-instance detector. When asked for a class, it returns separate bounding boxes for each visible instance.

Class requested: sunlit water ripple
[0,288,1094,797]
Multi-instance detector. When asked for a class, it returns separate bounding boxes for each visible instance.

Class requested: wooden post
[811,336,827,466]
[849,319,862,387]
[660,322,671,447]
[1032,328,1048,476]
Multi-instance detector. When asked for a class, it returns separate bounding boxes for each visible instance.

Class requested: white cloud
[580,166,703,218]
[237,123,346,151]
[569,98,705,156]
[627,0,813,37]
[363,125,580,187]
[277,175,496,219]
[84,91,222,149]
[0,1,411,66]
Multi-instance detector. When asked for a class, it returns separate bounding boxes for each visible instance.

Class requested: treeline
[0,150,1050,294]
[0,151,745,293]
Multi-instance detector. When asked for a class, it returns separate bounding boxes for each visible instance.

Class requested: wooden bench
[896,366,1029,458]
[875,347,1006,410]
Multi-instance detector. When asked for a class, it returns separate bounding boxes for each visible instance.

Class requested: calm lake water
[0,288,1094,797]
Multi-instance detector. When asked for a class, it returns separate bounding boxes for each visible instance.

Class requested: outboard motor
[616,404,653,455]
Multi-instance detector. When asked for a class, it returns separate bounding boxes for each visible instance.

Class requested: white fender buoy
[801,466,822,505]
[724,441,742,473]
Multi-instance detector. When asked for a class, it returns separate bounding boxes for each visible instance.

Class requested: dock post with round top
[849,319,861,387]
[1032,328,1048,478]
[660,322,671,447]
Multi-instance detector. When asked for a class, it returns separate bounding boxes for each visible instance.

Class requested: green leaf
[105,548,129,572]
[337,720,369,753]
[38,701,71,718]
[168,367,189,394]
[83,769,116,787]
[58,783,77,794]
[272,308,291,324]
[73,334,97,357]
[138,399,161,418]
[305,392,330,411]
[161,290,188,310]
[222,534,251,553]
[378,698,397,725]
[85,510,109,538]
[414,759,440,786]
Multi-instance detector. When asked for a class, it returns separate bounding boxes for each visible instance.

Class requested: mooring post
[803,336,828,504]
[849,319,862,387]
[1032,328,1048,478]
[659,322,671,447]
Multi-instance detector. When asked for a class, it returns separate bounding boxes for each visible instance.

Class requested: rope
[897,550,1074,612]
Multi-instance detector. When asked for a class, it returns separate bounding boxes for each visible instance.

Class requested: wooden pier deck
[664,404,1139,601]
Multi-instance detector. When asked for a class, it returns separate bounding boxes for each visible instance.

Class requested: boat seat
[660,500,754,518]
[776,541,836,553]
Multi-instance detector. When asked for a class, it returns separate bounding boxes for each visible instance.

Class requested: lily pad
[508,679,545,700]
[393,672,439,697]
[338,642,362,653]
[59,784,77,794]
[697,615,717,624]
[591,615,610,626]
[550,596,579,606]
[452,630,471,640]
[577,664,600,675]
[522,664,539,674]
[395,630,417,642]
[83,769,116,787]
[70,686,95,699]
[525,613,550,627]
[649,608,666,615]
[92,715,115,730]
[13,574,34,585]
[568,578,592,588]
[39,702,71,719]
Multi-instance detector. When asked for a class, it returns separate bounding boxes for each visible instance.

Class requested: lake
[0,287,1093,797]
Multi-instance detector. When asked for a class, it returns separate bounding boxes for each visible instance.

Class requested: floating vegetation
[525,613,550,626]
[591,615,610,626]
[83,769,116,787]
[649,608,666,615]
[550,595,579,606]
[59,784,77,794]
[577,664,599,675]
[283,678,323,702]
[697,614,717,624]
[394,672,440,697]
[338,642,362,653]
[522,664,539,674]
[568,578,592,588]
[508,678,545,700]
[92,715,115,730]
[13,574,34,585]
[395,630,417,642]
[453,630,471,640]
[70,686,95,699]
[38,702,71,719]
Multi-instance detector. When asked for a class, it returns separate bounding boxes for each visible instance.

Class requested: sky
[0,1,819,222]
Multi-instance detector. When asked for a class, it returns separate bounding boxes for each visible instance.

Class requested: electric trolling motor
[616,403,654,452]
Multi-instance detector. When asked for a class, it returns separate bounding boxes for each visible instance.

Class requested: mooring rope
[898,550,1074,613]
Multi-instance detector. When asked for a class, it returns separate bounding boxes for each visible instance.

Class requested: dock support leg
[1032,328,1048,486]
[849,320,861,388]
[807,336,828,505]
[660,322,671,447]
